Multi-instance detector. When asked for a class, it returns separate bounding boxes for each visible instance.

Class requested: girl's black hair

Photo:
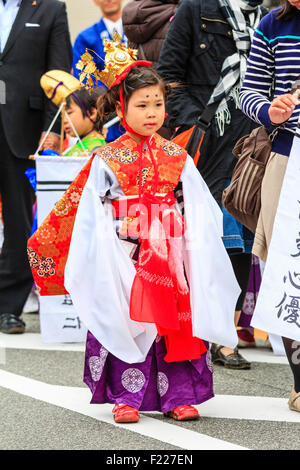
[275,0,300,20]
[97,66,171,133]
[66,86,106,130]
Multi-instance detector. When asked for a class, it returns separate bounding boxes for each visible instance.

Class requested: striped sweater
[240,8,300,156]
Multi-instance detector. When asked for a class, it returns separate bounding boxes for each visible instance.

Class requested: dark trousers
[0,116,35,316]
[229,252,252,312]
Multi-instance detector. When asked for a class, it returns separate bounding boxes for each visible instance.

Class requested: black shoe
[210,343,251,370]
[0,313,25,334]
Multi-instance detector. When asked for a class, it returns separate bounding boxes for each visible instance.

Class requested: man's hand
[268,93,299,125]
[39,132,60,153]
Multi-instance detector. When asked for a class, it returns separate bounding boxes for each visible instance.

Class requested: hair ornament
[76,32,152,91]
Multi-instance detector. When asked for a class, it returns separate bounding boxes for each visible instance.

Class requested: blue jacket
[73,18,126,142]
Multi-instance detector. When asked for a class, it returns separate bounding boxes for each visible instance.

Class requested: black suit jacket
[0,0,72,158]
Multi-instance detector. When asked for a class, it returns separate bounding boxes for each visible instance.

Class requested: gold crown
[76,32,138,90]
[41,70,82,107]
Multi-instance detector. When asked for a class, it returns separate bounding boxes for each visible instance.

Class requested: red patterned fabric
[28,134,187,295]
[27,157,94,296]
[98,133,187,193]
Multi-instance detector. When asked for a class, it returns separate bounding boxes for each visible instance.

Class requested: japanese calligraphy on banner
[36,156,89,343]
[39,294,86,343]
[251,130,300,341]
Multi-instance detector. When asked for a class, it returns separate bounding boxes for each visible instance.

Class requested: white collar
[102,17,123,38]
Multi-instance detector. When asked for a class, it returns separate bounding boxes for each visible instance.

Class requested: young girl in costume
[63,87,106,156]
[28,44,240,423]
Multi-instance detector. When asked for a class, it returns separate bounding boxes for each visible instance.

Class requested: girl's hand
[268,93,299,125]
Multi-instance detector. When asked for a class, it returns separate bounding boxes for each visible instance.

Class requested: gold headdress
[75,33,152,138]
[40,70,82,107]
[76,32,141,90]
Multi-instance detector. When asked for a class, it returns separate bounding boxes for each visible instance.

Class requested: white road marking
[0,333,289,363]
[0,332,85,352]
[196,394,300,423]
[0,370,247,451]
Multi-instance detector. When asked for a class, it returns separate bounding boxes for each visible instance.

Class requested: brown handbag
[222,126,275,234]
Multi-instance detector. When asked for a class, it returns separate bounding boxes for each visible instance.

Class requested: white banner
[251,131,300,342]
[36,156,89,343]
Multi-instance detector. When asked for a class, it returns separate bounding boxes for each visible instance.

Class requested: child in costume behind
[63,87,106,156]
[28,57,240,424]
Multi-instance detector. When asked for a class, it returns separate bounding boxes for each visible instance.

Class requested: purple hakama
[84,332,213,412]
[83,224,213,412]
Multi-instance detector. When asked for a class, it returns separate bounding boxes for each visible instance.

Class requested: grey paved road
[0,312,299,451]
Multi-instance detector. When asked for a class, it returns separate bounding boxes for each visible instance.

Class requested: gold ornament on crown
[76,32,138,90]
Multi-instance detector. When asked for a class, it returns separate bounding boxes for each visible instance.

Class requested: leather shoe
[0,313,25,334]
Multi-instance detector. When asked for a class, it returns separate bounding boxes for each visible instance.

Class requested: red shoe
[237,328,256,348]
[112,404,139,423]
[164,405,200,421]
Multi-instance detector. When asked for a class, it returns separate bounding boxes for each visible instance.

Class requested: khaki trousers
[253,152,288,262]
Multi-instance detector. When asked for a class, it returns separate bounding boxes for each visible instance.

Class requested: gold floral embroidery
[113,147,138,164]
[54,197,72,217]
[35,225,57,245]
[162,141,183,157]
[68,186,83,207]
[97,146,114,162]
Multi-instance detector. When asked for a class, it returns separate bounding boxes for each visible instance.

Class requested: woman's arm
[240,29,275,127]
[240,27,299,127]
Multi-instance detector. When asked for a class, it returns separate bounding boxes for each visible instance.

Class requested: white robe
[64,154,240,363]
